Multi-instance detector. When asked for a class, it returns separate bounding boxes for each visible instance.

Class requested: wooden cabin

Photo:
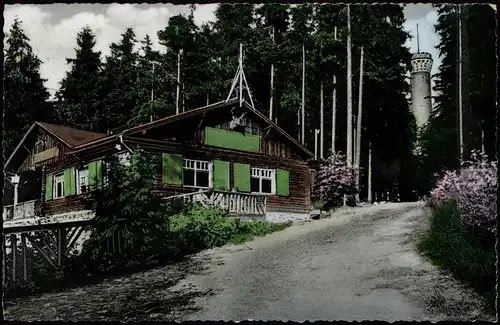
[4,98,315,222]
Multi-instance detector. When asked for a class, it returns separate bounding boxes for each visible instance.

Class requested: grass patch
[228,219,291,244]
[417,200,496,308]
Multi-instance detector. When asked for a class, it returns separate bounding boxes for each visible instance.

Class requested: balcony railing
[164,190,267,216]
[3,200,39,221]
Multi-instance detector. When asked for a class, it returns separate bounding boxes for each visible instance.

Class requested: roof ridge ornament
[225,43,255,110]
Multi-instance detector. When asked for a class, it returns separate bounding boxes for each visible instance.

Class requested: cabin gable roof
[5,122,107,172]
[36,122,107,147]
[121,98,314,159]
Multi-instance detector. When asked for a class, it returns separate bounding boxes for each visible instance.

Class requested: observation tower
[410,25,433,130]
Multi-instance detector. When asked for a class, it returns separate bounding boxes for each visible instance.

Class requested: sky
[4,3,439,99]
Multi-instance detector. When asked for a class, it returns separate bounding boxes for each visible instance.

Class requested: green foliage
[418,200,496,308]
[169,204,291,250]
[82,150,168,270]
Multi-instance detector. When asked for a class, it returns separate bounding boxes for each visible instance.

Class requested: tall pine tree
[4,18,51,158]
[421,4,496,193]
[99,28,140,133]
[55,26,103,131]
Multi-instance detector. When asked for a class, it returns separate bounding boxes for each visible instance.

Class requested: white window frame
[183,159,212,189]
[251,167,276,195]
[53,173,65,199]
[76,167,89,194]
[102,160,109,186]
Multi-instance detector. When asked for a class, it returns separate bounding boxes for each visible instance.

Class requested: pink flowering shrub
[457,151,497,233]
[427,170,460,209]
[313,152,358,211]
[427,150,497,234]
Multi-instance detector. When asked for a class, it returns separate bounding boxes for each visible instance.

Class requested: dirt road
[173,202,493,321]
[4,202,493,321]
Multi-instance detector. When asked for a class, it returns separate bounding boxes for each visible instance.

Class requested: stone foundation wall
[265,211,310,223]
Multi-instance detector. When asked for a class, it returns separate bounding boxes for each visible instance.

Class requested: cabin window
[251,167,275,194]
[183,159,211,188]
[76,167,89,194]
[53,173,64,199]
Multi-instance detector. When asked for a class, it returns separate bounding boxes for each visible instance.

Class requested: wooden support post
[21,233,28,281]
[2,236,6,288]
[57,228,66,267]
[11,234,17,281]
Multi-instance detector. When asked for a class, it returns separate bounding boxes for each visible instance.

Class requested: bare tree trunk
[297,109,301,142]
[346,4,353,168]
[269,63,274,121]
[320,81,324,159]
[176,49,182,115]
[301,44,306,145]
[182,83,185,112]
[457,5,464,165]
[367,141,372,204]
[355,46,364,203]
[269,26,275,122]
[332,74,337,156]
[331,26,338,157]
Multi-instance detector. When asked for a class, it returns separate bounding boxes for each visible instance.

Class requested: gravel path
[4,202,494,321]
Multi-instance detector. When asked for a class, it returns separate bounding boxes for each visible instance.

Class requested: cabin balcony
[165,190,267,217]
[2,199,40,221]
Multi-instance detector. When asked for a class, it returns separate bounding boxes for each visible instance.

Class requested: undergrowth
[417,200,496,309]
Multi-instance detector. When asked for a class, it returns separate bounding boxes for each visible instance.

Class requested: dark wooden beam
[21,233,28,281]
[11,234,17,281]
[26,233,57,268]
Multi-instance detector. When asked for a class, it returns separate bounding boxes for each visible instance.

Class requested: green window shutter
[213,160,230,190]
[88,160,103,190]
[63,167,76,196]
[95,160,102,188]
[88,161,97,189]
[276,168,290,196]
[162,153,183,186]
[234,163,250,192]
[45,174,53,201]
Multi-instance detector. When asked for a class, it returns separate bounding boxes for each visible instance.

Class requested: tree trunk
[320,81,324,159]
[346,4,353,168]
[301,44,306,145]
[355,46,364,203]
[367,140,372,204]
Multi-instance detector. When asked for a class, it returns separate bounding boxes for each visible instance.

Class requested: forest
[3,3,497,202]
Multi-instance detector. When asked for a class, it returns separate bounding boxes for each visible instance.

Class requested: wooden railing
[3,200,39,220]
[164,190,267,216]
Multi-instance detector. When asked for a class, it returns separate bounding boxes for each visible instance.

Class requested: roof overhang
[4,123,38,172]
[123,98,240,137]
